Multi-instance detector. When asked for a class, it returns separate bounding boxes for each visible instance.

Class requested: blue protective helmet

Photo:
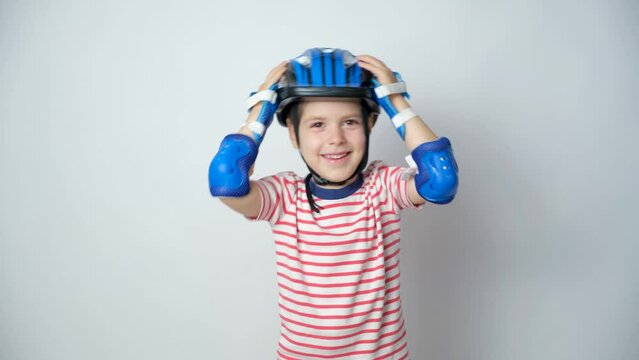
[275,48,379,127]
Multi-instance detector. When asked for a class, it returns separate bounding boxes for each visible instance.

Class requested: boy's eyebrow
[303,113,362,122]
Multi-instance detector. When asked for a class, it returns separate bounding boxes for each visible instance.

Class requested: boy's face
[287,98,373,187]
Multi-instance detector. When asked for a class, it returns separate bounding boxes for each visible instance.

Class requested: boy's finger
[267,67,284,80]
[356,58,378,69]
[357,59,387,77]
[269,66,288,83]
[357,61,386,76]
[268,60,288,75]
[265,61,289,83]
[357,54,388,69]
[356,60,378,73]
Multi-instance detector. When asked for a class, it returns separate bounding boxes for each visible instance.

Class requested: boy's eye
[344,119,360,126]
[310,122,323,128]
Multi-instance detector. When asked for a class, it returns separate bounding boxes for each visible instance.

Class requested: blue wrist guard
[208,133,258,197]
[372,71,411,140]
[411,137,459,204]
[244,83,279,146]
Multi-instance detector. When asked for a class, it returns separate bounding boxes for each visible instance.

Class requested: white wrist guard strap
[246,89,277,110]
[374,81,407,98]
[405,154,418,170]
[391,108,418,129]
[241,121,266,137]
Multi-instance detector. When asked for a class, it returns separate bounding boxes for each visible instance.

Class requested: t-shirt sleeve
[244,172,298,225]
[375,161,425,213]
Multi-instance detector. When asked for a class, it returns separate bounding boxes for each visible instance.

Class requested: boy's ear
[286,120,299,149]
[368,114,376,132]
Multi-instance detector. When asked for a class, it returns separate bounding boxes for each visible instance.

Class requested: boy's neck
[312,174,359,189]
[309,173,364,200]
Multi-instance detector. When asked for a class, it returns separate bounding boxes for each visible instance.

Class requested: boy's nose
[327,126,346,145]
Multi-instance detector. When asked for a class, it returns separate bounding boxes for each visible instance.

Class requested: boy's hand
[356,54,410,111]
[248,60,288,119]
[356,55,398,85]
[241,60,289,143]
[258,60,288,92]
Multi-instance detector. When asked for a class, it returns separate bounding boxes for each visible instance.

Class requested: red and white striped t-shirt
[248,160,423,360]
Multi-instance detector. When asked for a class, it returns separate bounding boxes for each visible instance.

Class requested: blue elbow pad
[208,134,258,197]
[411,137,459,204]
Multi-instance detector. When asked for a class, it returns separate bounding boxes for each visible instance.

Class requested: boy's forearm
[388,94,439,150]
[388,94,458,205]
[210,61,285,201]
[236,103,265,143]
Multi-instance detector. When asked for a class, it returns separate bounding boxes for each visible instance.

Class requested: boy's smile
[321,151,350,163]
[288,98,373,189]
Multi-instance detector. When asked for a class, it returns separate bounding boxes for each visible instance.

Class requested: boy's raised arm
[357,55,459,206]
[208,61,288,218]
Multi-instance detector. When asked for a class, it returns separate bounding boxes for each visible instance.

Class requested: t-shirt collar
[309,173,364,200]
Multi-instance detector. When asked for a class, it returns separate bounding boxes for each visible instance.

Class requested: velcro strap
[243,121,266,136]
[391,108,418,128]
[405,154,418,171]
[374,81,407,98]
[246,89,277,110]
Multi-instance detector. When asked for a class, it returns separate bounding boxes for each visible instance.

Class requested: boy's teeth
[323,153,348,159]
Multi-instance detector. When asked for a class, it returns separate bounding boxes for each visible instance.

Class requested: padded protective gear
[411,137,458,204]
[372,72,411,140]
[275,48,379,127]
[245,83,279,145]
[208,133,258,197]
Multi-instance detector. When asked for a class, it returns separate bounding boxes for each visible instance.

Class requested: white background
[1,0,637,359]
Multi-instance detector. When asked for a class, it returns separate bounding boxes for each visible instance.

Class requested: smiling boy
[208,48,458,359]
